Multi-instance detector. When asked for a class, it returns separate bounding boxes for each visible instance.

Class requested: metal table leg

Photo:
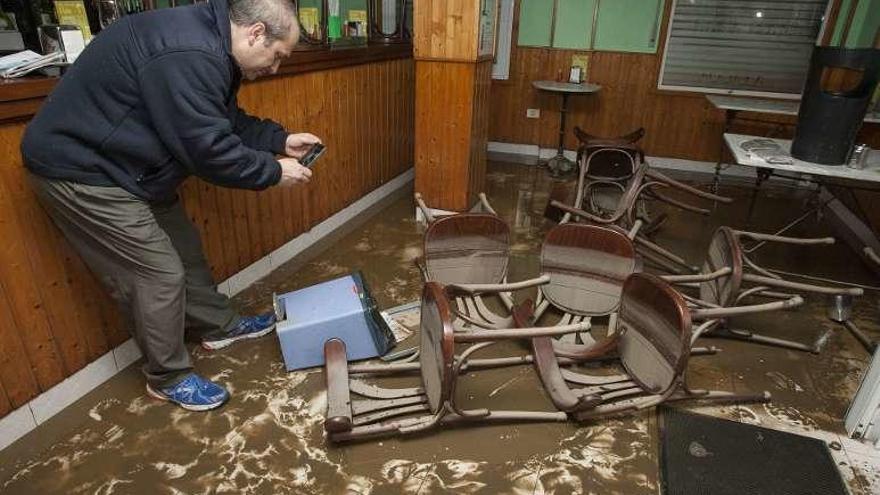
[712,109,737,203]
[745,167,773,225]
[547,93,575,177]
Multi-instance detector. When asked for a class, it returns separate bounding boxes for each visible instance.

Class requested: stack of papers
[0,50,65,78]
[739,138,795,165]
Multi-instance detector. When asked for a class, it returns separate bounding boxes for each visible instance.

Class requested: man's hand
[284,133,322,159]
[278,158,312,186]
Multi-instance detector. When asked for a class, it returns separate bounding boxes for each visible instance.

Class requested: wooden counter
[0,43,412,123]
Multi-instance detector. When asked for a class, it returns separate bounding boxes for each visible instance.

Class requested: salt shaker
[848,144,870,169]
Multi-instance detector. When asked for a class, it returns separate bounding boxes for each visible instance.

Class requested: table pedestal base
[547,154,576,177]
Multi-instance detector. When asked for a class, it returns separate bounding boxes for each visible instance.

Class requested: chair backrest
[618,273,692,393]
[541,224,637,316]
[699,227,743,307]
[584,146,642,182]
[574,126,645,149]
[419,282,456,413]
[423,213,511,285]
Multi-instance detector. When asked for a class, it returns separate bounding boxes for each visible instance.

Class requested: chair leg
[353,404,432,426]
[838,320,878,353]
[704,326,820,353]
[325,339,353,433]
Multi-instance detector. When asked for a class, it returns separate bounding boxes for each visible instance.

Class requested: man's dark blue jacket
[21,0,285,202]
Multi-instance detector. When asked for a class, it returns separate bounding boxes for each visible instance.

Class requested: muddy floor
[1,160,879,494]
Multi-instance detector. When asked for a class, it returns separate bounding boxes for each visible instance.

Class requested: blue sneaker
[145,373,229,411]
[201,312,277,350]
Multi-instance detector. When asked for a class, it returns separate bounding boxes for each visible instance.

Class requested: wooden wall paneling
[2,140,108,371]
[469,60,492,198]
[415,0,478,61]
[320,67,334,220]
[49,221,115,355]
[228,190,252,269]
[354,64,365,196]
[0,372,13,417]
[310,70,329,230]
[378,61,387,190]
[280,78,298,245]
[415,61,476,210]
[0,280,40,407]
[219,192,237,281]
[0,177,65,393]
[198,181,229,281]
[324,69,342,219]
[341,67,356,208]
[367,62,377,191]
[0,128,104,374]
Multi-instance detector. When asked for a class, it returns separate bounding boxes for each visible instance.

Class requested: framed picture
[54,0,92,40]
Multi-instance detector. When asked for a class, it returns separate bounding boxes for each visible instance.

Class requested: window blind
[658,0,830,97]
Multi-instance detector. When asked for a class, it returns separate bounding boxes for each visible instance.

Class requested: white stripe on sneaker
[201,324,276,351]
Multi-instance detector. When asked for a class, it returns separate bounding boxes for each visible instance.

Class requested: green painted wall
[517,0,664,53]
[593,0,664,54]
[517,0,554,47]
[832,0,880,47]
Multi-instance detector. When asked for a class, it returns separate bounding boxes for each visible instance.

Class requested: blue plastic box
[274,272,396,370]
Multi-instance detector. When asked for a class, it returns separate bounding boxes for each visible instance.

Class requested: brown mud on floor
[2,161,880,494]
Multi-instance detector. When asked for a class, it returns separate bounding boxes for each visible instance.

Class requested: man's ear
[247,22,267,46]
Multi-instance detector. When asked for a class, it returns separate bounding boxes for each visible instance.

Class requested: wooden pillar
[414,0,496,211]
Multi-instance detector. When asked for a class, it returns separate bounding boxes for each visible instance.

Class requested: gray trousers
[28,173,241,388]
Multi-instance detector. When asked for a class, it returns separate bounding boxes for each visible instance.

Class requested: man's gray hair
[229,0,298,42]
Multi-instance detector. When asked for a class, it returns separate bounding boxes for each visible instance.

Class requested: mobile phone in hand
[299,143,326,168]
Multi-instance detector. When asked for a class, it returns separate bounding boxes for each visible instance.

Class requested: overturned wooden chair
[323,282,591,442]
[551,144,733,275]
[323,276,769,443]
[447,222,717,360]
[414,192,519,331]
[662,226,863,353]
[529,272,771,418]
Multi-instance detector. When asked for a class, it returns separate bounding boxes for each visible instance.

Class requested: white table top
[707,95,880,124]
[724,133,880,184]
[532,80,602,94]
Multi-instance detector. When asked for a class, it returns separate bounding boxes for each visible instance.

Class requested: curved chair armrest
[691,295,803,320]
[733,230,835,245]
[550,200,619,224]
[324,339,353,433]
[446,274,551,295]
[865,247,880,266]
[644,169,733,203]
[532,336,602,412]
[413,192,436,223]
[648,186,711,215]
[741,273,863,296]
[661,267,731,284]
[626,219,644,240]
[413,256,428,281]
[690,319,721,346]
[478,193,498,215]
[454,321,592,342]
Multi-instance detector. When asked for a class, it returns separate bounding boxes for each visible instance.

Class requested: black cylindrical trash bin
[791,47,880,165]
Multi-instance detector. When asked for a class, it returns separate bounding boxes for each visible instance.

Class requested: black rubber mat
[659,406,848,495]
